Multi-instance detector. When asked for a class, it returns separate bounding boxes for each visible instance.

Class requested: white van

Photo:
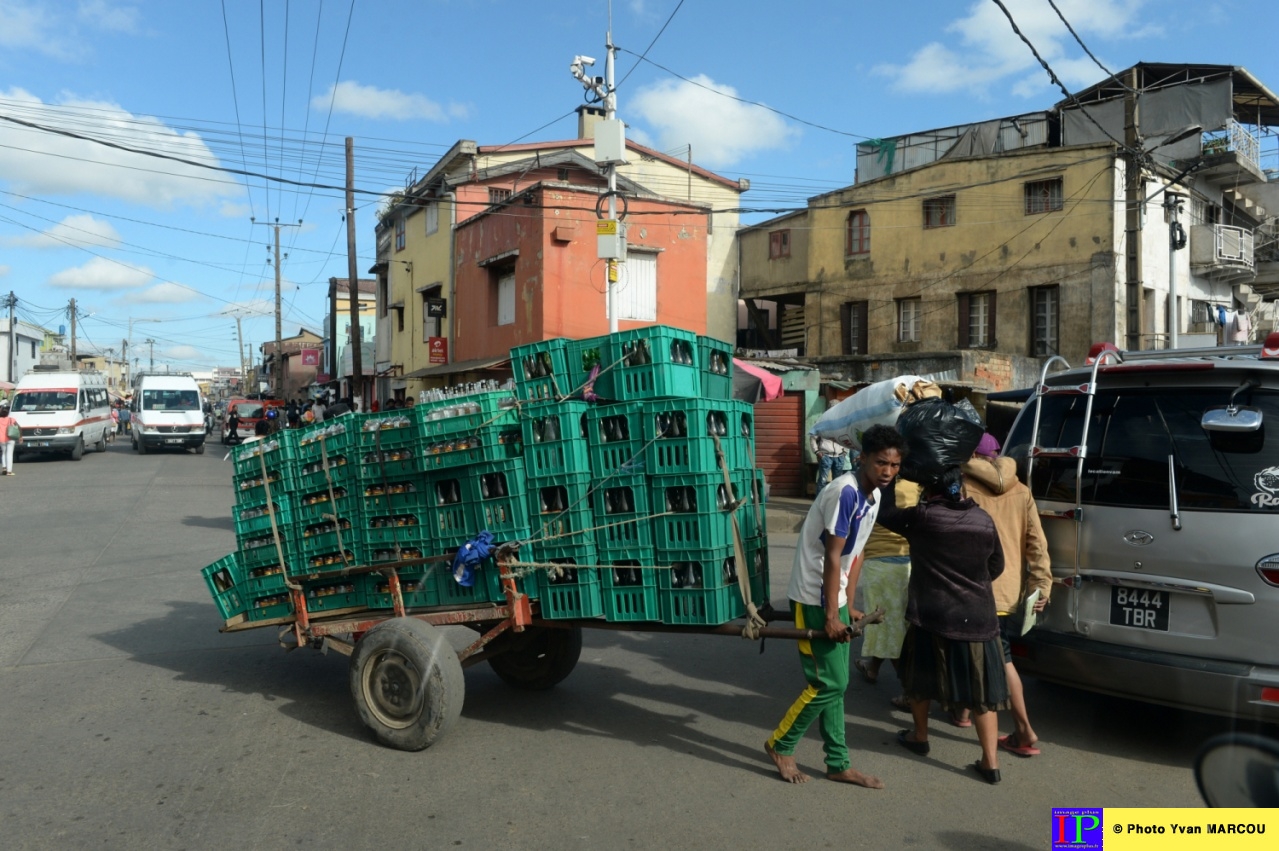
[131,373,207,454]
[9,368,112,460]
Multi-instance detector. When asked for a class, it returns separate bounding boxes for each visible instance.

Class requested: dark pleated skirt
[898,623,1011,714]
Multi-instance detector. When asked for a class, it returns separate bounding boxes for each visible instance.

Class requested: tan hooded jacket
[961,456,1052,614]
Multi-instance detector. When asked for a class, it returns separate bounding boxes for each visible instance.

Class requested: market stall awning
[733,358,783,402]
[403,356,511,380]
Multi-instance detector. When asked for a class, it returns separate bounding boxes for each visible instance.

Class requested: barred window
[1024,178,1064,215]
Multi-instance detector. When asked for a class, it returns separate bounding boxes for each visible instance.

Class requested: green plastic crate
[565,335,611,399]
[298,516,362,564]
[366,542,429,567]
[295,421,354,463]
[466,461,530,540]
[520,400,592,478]
[649,473,742,549]
[697,335,735,400]
[658,584,745,626]
[528,473,595,550]
[656,544,742,591]
[738,470,767,541]
[359,475,428,515]
[639,399,744,475]
[601,557,660,623]
[202,555,247,622]
[295,452,353,493]
[237,529,297,572]
[241,566,290,598]
[434,564,491,607]
[366,567,443,610]
[230,432,298,477]
[245,588,293,622]
[300,576,369,614]
[511,338,572,402]
[604,326,701,401]
[294,484,360,527]
[729,401,756,469]
[536,565,604,619]
[415,393,520,443]
[746,539,770,606]
[232,463,295,508]
[365,513,425,546]
[357,445,421,480]
[420,427,523,472]
[298,547,360,574]
[588,474,653,556]
[234,496,294,539]
[354,412,417,450]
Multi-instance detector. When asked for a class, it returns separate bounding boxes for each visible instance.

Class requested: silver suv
[1003,340,1279,722]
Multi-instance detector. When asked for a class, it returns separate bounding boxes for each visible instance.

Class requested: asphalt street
[0,437,1244,850]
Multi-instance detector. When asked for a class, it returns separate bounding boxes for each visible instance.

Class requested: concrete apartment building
[739,63,1279,392]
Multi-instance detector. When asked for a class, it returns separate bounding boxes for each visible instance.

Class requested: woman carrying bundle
[875,466,1008,784]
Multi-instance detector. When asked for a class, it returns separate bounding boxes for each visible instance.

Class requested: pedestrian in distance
[765,423,906,789]
[876,466,1009,785]
[953,434,1050,755]
[0,402,21,475]
[286,400,301,429]
[810,430,850,495]
[312,398,326,423]
[119,404,131,435]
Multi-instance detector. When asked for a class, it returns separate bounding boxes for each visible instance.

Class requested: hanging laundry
[1232,311,1252,344]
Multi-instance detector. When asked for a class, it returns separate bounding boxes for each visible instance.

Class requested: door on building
[754,390,804,498]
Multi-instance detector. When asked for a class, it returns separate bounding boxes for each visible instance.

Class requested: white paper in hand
[1020,589,1041,636]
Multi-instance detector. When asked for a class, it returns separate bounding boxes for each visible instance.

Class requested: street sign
[426,298,447,318]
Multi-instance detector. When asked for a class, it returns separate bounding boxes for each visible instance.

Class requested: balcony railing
[1191,223,1255,283]
[1201,120,1261,173]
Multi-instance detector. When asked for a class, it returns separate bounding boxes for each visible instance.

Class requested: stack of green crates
[229,434,301,621]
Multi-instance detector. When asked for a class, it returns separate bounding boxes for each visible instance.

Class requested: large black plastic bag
[896,398,985,485]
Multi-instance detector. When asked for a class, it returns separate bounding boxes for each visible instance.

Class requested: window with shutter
[846,211,870,256]
[897,298,921,342]
[841,301,869,354]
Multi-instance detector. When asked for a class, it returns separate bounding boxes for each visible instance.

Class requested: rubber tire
[69,437,84,461]
[136,437,146,455]
[194,443,205,455]
[350,618,465,752]
[487,625,583,691]
[97,430,108,452]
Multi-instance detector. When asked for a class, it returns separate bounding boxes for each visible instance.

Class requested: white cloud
[164,344,203,362]
[629,75,800,169]
[77,1,139,34]
[5,214,121,249]
[0,88,242,209]
[875,0,1151,97]
[313,81,472,122]
[47,256,152,290]
[116,283,201,304]
[0,264,9,277]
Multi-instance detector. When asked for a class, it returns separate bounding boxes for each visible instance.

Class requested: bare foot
[765,741,809,784]
[826,767,884,789]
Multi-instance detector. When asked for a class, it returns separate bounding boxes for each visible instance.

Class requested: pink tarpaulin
[733,359,783,401]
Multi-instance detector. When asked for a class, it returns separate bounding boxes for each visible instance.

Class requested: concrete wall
[452,186,709,363]
[740,144,1124,365]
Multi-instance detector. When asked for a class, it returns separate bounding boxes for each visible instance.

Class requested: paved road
[0,439,1243,849]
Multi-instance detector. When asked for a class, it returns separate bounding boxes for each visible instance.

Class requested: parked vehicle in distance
[131,373,207,454]
[1002,338,1279,722]
[219,398,282,444]
[9,368,112,460]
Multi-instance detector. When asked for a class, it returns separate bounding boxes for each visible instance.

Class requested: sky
[0,0,1274,374]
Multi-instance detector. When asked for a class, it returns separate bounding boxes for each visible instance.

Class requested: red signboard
[428,337,448,365]
[300,348,320,366]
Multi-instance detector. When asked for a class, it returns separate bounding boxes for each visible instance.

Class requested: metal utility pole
[234,315,247,387]
[345,136,363,407]
[252,217,302,399]
[69,298,77,366]
[145,338,156,372]
[1123,68,1144,350]
[571,36,628,333]
[4,291,16,382]
[1165,192,1187,349]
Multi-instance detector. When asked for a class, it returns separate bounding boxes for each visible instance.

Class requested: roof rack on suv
[1078,331,1279,364]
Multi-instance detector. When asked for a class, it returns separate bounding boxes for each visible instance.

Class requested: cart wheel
[487,625,582,690]
[350,618,464,751]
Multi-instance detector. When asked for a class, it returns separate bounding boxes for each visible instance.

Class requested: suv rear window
[1007,387,1279,512]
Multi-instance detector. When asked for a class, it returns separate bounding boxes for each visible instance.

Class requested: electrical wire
[219,0,257,222]
[295,0,357,228]
[1044,0,1131,90]
[615,0,685,91]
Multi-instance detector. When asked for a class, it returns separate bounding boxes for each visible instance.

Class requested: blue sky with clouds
[0,0,1273,372]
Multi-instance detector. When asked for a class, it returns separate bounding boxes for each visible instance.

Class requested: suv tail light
[1262,332,1279,359]
[1256,555,1279,587]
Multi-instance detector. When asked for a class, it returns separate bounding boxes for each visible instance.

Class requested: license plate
[165,438,184,444]
[1109,586,1170,631]
[37,440,50,447]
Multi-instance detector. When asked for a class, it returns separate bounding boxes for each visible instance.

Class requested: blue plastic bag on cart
[452,531,495,587]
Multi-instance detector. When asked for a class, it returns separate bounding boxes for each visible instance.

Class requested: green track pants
[767,602,851,773]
